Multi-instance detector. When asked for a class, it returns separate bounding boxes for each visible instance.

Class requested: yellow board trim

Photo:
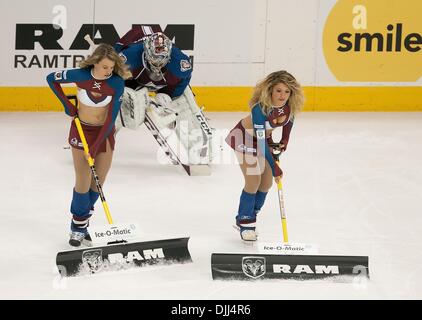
[1,86,422,112]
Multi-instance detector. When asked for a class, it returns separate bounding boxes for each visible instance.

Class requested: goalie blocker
[115,87,214,176]
[211,253,369,280]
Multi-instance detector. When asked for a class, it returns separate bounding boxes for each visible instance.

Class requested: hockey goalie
[114,27,213,175]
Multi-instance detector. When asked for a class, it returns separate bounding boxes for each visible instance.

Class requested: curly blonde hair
[249,70,304,117]
[79,43,131,80]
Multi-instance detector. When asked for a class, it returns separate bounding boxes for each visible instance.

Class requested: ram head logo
[242,256,266,279]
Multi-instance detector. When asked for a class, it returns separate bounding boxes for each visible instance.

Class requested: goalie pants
[68,119,115,154]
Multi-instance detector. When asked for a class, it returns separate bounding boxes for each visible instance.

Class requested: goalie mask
[144,32,172,73]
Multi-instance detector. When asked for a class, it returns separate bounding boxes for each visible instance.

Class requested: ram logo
[82,249,104,273]
[108,248,165,264]
[273,264,340,274]
[242,256,266,279]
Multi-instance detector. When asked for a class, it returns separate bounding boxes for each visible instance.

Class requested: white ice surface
[0,112,421,299]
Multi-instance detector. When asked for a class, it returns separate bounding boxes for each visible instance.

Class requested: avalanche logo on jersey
[143,81,166,92]
[180,60,191,72]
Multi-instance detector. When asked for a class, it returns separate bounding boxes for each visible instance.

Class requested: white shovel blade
[258,242,319,255]
[88,223,139,245]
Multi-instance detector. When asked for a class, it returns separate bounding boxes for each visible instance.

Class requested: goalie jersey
[114,26,192,99]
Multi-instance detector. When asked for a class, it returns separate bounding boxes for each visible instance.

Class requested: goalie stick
[144,104,210,176]
[144,110,190,173]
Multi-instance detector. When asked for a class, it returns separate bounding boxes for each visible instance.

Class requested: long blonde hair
[249,70,304,117]
[79,43,132,80]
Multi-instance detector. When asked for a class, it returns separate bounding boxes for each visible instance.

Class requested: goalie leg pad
[171,87,214,164]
